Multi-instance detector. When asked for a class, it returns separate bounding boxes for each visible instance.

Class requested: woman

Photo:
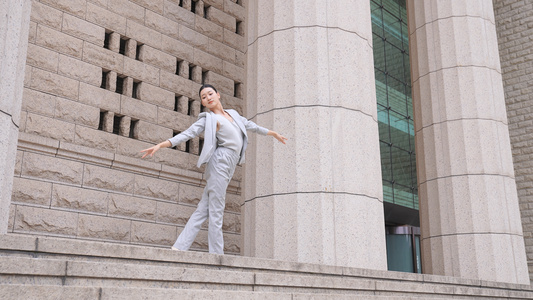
[140,84,287,254]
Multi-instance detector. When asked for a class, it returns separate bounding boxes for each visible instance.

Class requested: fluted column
[408,0,529,284]
[243,0,387,269]
[0,0,31,234]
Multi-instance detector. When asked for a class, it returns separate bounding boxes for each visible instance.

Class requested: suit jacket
[168,109,269,167]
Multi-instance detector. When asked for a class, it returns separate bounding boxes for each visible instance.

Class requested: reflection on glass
[372,0,418,210]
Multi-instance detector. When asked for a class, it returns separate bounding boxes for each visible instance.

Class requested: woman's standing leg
[172,180,211,250]
[206,148,240,254]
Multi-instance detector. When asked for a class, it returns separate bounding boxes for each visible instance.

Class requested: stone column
[407,0,529,284]
[0,0,31,234]
[243,0,387,269]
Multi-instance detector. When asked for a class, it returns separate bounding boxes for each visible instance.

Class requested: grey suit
[169,110,269,254]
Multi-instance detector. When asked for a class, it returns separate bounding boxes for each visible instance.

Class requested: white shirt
[215,113,244,154]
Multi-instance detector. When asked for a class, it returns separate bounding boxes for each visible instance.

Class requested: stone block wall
[11,0,246,254]
[494,0,533,280]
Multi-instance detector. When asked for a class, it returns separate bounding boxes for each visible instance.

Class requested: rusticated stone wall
[10,0,246,254]
[494,0,533,281]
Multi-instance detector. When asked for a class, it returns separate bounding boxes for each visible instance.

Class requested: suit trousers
[172,147,240,254]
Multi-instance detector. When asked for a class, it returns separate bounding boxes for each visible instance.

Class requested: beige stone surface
[131,221,176,245]
[138,44,175,73]
[206,6,236,32]
[11,177,52,206]
[83,164,135,193]
[74,125,118,151]
[130,0,164,14]
[195,15,224,41]
[21,88,56,117]
[133,174,180,202]
[108,193,156,221]
[55,97,100,128]
[86,2,127,34]
[83,42,124,74]
[133,120,174,144]
[145,9,180,40]
[79,82,121,112]
[62,13,105,46]
[29,68,79,100]
[108,0,145,25]
[126,19,162,49]
[179,25,209,52]
[77,214,131,241]
[14,205,78,236]
[40,0,86,18]
[22,152,83,185]
[161,34,194,62]
[123,57,160,86]
[26,43,59,72]
[164,0,195,27]
[121,96,158,123]
[58,54,102,86]
[36,24,83,58]
[51,184,108,214]
[30,1,62,30]
[160,70,194,98]
[156,201,196,225]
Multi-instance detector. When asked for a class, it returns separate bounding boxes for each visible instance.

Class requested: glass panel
[383,180,394,203]
[380,141,392,181]
[385,41,405,82]
[387,76,406,115]
[383,9,403,50]
[378,105,390,143]
[391,146,411,187]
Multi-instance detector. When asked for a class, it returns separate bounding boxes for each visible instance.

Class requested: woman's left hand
[268,131,288,144]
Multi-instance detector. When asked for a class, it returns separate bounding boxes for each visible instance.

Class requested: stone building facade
[8,0,247,255]
[1,0,533,292]
[494,0,533,279]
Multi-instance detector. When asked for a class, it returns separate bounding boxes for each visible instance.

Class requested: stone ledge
[0,233,531,299]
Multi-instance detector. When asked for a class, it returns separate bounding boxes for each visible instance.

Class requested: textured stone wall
[493,0,533,281]
[11,0,246,254]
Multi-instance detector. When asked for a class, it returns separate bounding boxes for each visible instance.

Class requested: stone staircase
[0,234,532,299]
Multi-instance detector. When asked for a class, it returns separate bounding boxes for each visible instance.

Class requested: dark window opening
[204,5,210,19]
[187,99,194,116]
[116,76,125,94]
[176,60,183,75]
[236,20,243,35]
[199,138,204,152]
[178,0,183,7]
[129,119,139,138]
[174,95,180,112]
[201,71,207,84]
[185,140,191,153]
[191,0,196,13]
[98,110,107,130]
[112,115,123,135]
[136,44,143,60]
[104,31,111,49]
[101,71,109,89]
[132,81,140,99]
[189,65,195,80]
[234,82,242,98]
[119,38,128,55]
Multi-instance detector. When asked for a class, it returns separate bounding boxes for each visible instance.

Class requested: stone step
[1,234,532,299]
[0,285,444,300]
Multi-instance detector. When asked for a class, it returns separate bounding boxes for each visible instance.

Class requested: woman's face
[200,87,220,110]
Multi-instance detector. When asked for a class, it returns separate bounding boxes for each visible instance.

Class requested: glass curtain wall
[371,0,418,210]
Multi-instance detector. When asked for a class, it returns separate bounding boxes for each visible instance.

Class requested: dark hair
[199,84,217,97]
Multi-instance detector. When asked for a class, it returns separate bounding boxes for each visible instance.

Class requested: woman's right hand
[140,145,160,158]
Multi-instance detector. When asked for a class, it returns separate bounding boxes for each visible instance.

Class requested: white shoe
[171,246,182,251]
